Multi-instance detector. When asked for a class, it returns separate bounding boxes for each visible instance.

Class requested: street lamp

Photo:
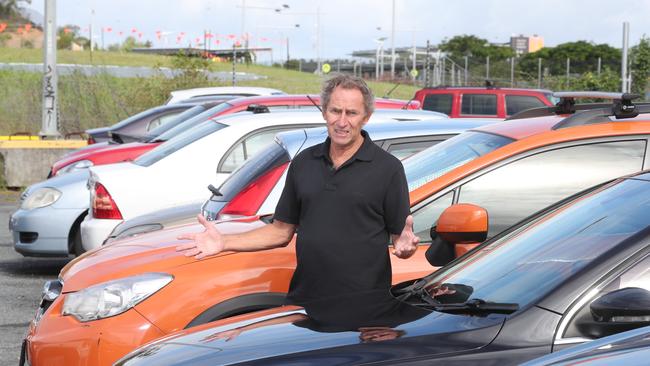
[239,1,291,49]
[374,37,387,80]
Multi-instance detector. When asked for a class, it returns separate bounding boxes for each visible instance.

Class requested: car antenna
[383,83,400,98]
[306,95,322,112]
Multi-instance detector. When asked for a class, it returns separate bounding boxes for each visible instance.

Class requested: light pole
[374,36,387,80]
[239,2,290,49]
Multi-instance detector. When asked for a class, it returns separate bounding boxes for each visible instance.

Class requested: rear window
[505,95,546,115]
[461,94,497,115]
[211,139,290,201]
[150,102,234,142]
[133,120,228,167]
[422,94,453,114]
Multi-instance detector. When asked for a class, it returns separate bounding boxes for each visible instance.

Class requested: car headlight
[21,188,62,209]
[62,273,173,322]
[56,159,94,176]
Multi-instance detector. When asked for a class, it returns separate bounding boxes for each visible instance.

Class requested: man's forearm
[222,221,295,252]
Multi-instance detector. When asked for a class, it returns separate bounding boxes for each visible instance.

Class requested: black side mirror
[580,287,650,338]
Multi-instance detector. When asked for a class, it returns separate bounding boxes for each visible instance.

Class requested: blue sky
[22,0,650,62]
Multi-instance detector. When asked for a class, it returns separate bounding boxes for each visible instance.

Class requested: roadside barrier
[0,140,88,188]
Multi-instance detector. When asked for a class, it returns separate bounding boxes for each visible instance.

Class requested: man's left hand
[392,215,419,259]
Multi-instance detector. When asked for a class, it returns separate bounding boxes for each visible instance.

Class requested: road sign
[322,63,331,73]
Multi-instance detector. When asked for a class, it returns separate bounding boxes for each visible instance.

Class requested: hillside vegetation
[0,48,418,135]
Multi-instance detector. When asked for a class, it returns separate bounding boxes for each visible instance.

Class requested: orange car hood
[60,219,266,292]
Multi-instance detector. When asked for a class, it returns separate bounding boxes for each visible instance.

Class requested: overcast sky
[23,0,650,62]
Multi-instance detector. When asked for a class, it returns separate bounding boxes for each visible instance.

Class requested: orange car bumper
[25,295,165,366]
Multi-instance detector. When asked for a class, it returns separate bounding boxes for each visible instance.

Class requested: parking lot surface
[0,193,70,366]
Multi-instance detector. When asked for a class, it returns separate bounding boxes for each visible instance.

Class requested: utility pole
[566,57,571,89]
[425,40,431,87]
[510,57,515,87]
[621,21,630,93]
[464,56,468,86]
[41,0,60,138]
[537,58,542,89]
[486,55,490,80]
[390,0,396,79]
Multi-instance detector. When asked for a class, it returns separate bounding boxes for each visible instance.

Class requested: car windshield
[109,106,163,130]
[404,131,514,191]
[149,102,235,142]
[422,178,650,309]
[133,120,227,167]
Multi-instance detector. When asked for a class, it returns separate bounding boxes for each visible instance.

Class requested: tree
[519,41,620,76]
[439,34,514,63]
[0,0,30,18]
[57,24,79,49]
[630,36,650,98]
[121,36,151,51]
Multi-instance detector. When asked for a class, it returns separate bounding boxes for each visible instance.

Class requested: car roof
[211,108,447,127]
[274,118,496,157]
[417,86,553,93]
[167,87,285,104]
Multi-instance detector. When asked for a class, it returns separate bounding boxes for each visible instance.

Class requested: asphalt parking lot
[0,193,71,366]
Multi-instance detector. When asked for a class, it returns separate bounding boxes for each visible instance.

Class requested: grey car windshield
[133,120,228,167]
[424,178,650,309]
[150,102,235,142]
[404,131,514,191]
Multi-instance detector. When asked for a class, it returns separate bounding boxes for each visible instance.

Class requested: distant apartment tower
[510,34,544,55]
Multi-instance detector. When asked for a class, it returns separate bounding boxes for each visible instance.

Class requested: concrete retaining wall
[0,141,87,188]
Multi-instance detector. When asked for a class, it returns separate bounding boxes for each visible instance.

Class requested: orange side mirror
[436,204,488,257]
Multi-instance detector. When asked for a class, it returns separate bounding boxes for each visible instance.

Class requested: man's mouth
[334,128,349,136]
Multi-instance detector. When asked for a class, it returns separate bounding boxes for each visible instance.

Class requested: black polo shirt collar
[313,129,376,165]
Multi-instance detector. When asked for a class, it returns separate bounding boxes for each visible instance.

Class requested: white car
[80,109,446,250]
[166,86,285,104]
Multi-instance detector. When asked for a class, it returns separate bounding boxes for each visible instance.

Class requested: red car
[414,86,555,118]
[51,95,420,177]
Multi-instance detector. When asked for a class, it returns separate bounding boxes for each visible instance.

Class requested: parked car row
[12,86,650,366]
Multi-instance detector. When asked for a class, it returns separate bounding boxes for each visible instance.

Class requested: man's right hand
[176,214,224,259]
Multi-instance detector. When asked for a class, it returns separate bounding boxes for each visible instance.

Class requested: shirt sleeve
[273,161,300,225]
[383,165,410,235]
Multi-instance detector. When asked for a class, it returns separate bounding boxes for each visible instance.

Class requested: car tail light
[92,183,123,220]
[87,136,96,144]
[220,162,290,217]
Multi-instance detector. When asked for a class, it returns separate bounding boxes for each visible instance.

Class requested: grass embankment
[0,48,419,135]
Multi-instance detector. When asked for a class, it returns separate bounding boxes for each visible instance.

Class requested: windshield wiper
[431,298,518,315]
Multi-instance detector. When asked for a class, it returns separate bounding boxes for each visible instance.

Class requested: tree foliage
[630,36,650,98]
[439,34,514,63]
[519,41,620,76]
[0,0,30,18]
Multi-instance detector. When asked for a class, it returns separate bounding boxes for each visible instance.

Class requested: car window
[146,111,185,131]
[133,121,228,167]
[564,254,650,339]
[458,140,647,236]
[151,102,235,141]
[505,95,547,116]
[386,139,445,160]
[412,190,455,242]
[461,94,497,115]
[424,177,650,309]
[219,126,314,173]
[422,94,453,115]
[404,131,514,191]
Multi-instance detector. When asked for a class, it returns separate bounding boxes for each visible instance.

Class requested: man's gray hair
[321,73,375,116]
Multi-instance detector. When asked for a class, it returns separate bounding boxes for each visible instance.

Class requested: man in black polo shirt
[177,74,419,304]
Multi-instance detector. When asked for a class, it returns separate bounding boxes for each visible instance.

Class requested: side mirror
[580,287,650,338]
[436,204,488,257]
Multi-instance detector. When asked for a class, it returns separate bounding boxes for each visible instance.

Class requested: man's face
[323,86,371,149]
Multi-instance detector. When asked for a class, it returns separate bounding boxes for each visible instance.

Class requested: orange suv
[23,93,650,366]
[414,85,556,118]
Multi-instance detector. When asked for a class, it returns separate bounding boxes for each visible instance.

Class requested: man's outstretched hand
[392,215,419,259]
[176,214,224,259]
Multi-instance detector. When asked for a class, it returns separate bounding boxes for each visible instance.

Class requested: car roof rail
[507,91,641,121]
[246,104,271,114]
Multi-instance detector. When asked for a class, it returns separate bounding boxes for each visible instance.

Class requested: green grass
[0,47,420,135]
